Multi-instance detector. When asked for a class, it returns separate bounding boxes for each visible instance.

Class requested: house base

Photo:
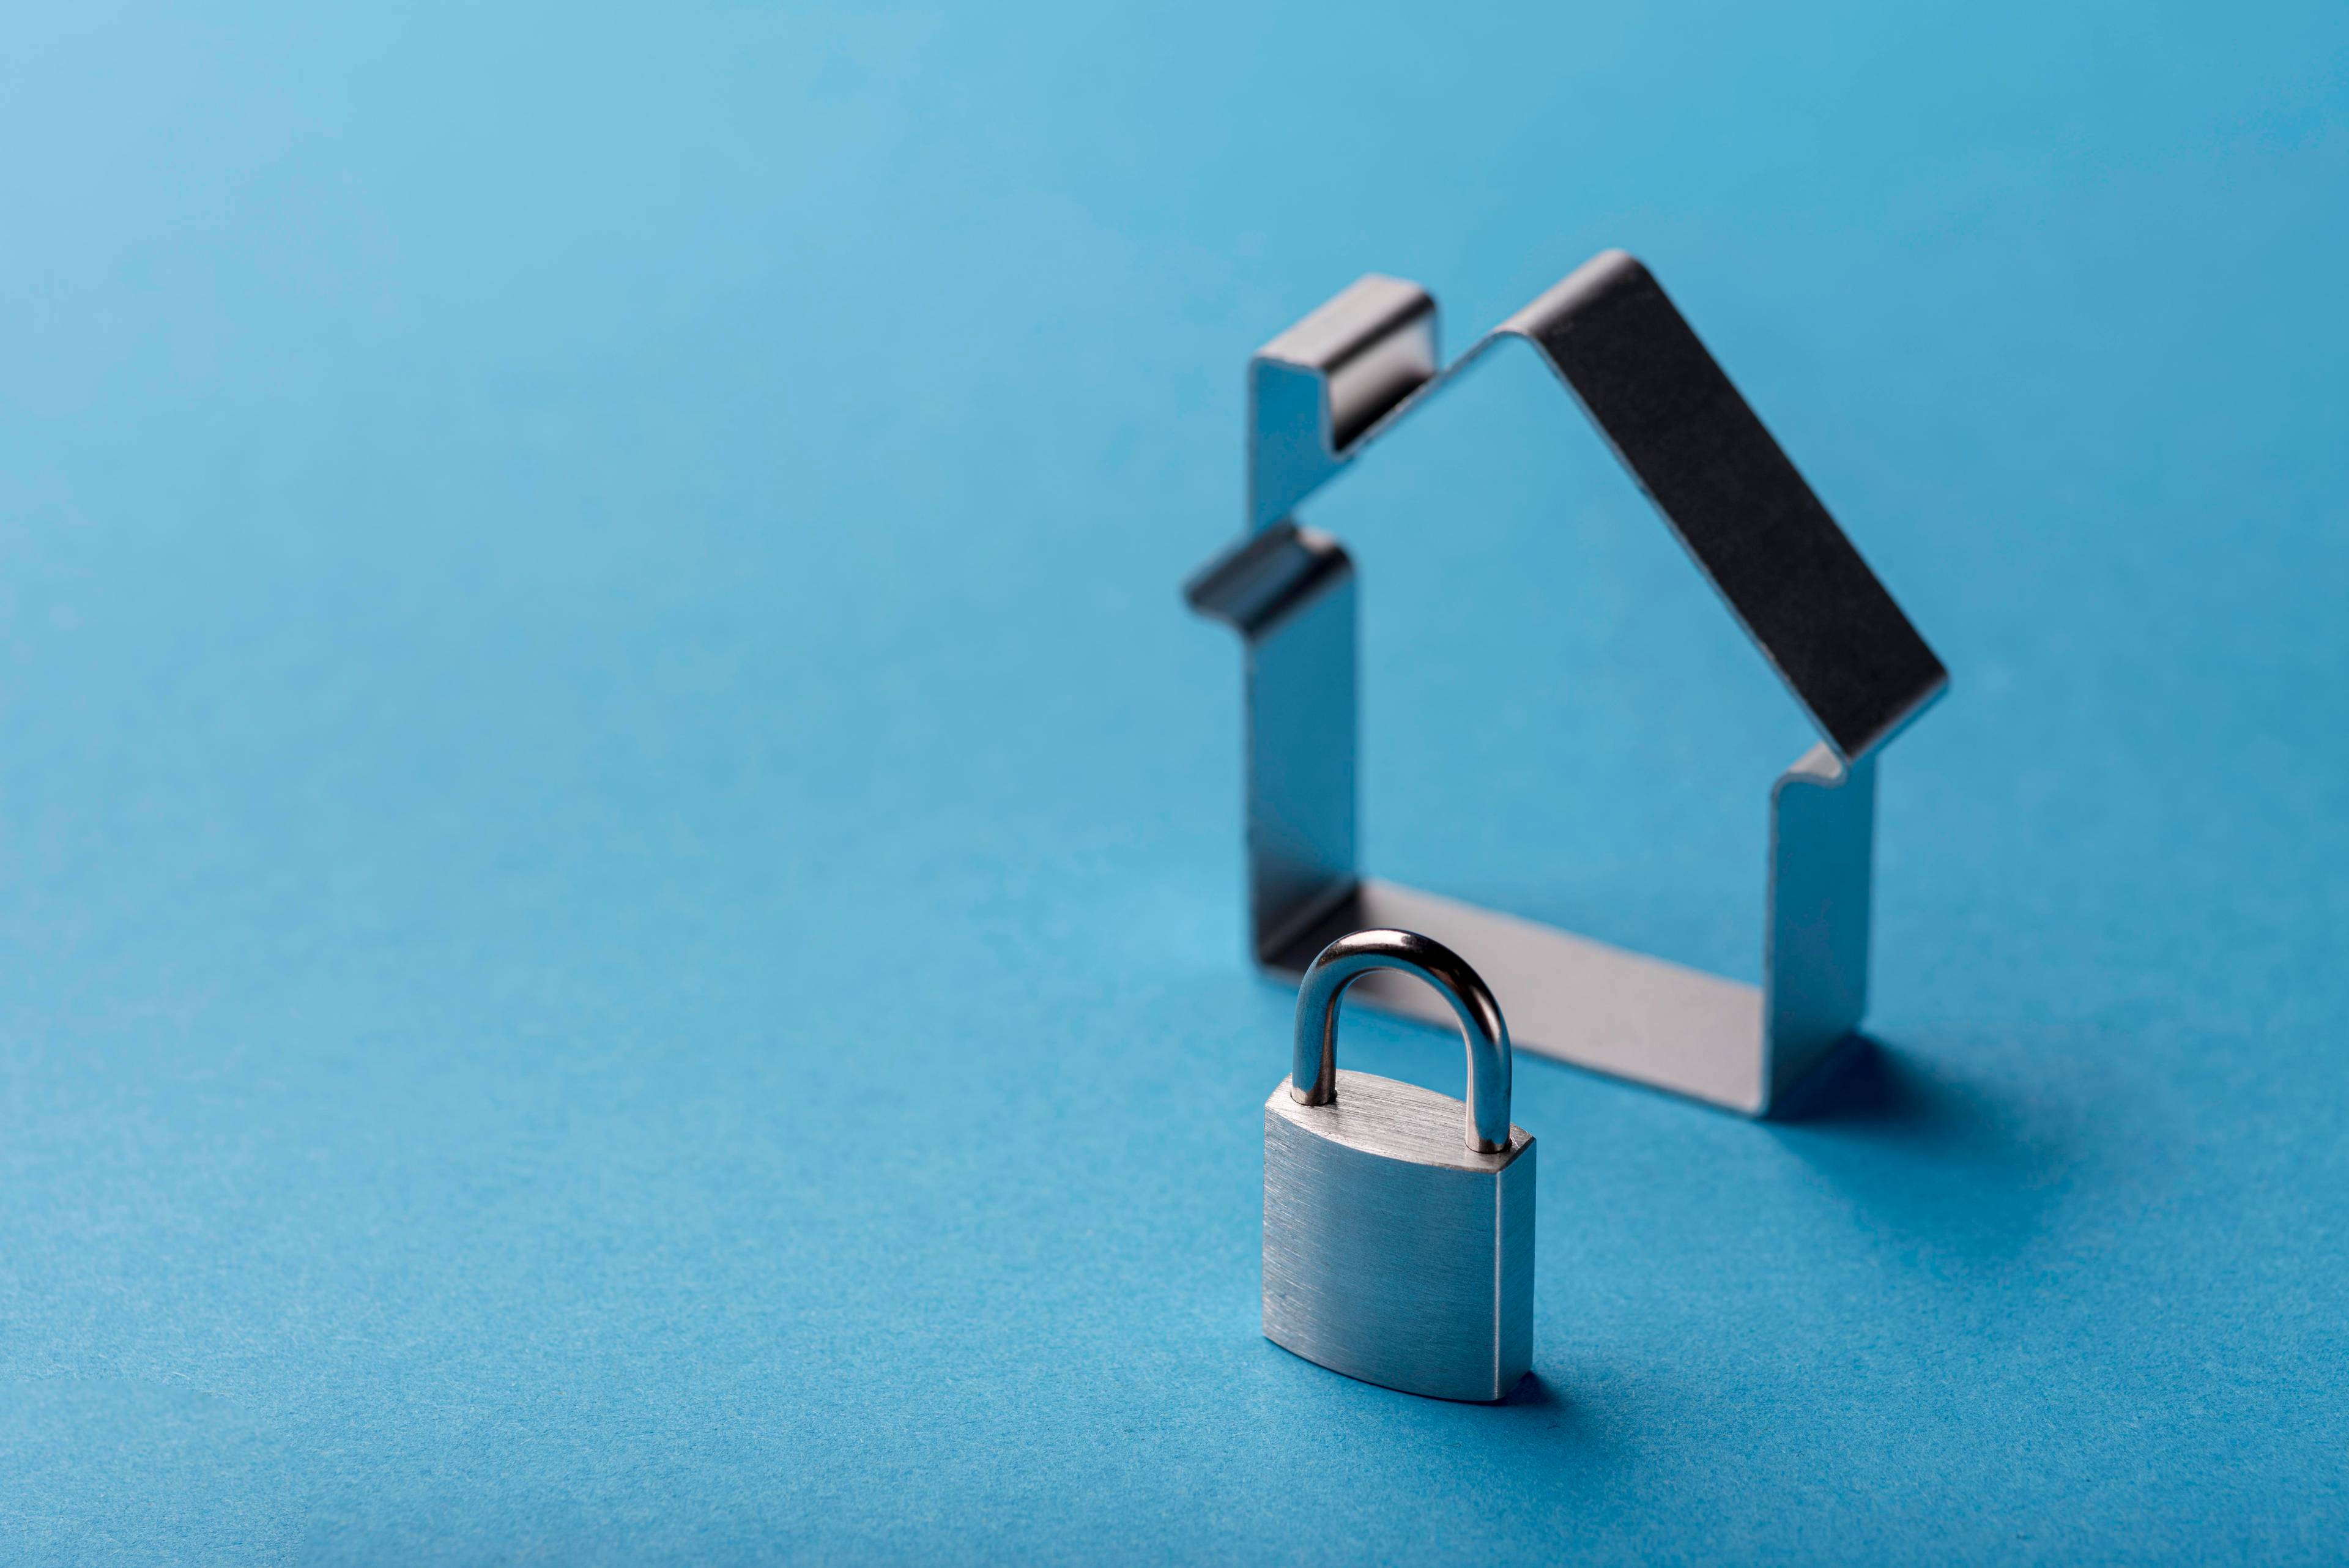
[1264,879,1816,1118]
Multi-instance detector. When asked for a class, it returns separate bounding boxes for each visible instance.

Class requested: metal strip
[1186,250,1947,1115]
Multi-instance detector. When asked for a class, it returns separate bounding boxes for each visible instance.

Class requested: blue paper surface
[2,2,2346,1561]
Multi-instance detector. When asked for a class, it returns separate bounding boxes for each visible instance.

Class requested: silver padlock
[1263,927,1534,1402]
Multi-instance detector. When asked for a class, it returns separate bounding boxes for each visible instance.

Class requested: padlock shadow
[1484,1367,1644,1471]
[1490,1372,1606,1458]
[1498,1372,1567,1410]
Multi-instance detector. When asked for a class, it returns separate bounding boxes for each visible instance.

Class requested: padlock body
[1263,1069,1534,1402]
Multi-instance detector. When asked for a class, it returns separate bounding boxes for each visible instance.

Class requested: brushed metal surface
[1264,1071,1534,1403]
[1186,248,1947,1115]
[1275,880,1767,1112]
[1184,523,1359,960]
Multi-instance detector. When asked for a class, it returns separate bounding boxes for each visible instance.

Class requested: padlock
[1263,927,1534,1402]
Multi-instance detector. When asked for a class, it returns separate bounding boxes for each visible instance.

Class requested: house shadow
[1767,1032,1913,1124]
[1757,1031,2091,1264]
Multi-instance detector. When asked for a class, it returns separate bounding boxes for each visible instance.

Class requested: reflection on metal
[1290,928,1513,1153]
[1264,930,1534,1403]
[1187,250,1948,1117]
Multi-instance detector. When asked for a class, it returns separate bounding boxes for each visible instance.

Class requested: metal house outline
[1184,249,1948,1115]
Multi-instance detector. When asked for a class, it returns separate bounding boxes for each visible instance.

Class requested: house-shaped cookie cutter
[1184,250,1948,1115]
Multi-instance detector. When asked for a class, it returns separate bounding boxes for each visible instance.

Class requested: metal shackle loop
[1291,929,1513,1154]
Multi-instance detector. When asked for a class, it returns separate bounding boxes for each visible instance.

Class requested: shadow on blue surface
[1498,1372,1565,1411]
[1765,1031,2101,1266]
[1768,1033,1897,1124]
[1485,1372,1606,1461]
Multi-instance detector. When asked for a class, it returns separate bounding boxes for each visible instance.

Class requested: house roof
[1247,250,1948,763]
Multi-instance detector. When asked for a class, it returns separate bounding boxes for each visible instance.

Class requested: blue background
[3,2,2345,1561]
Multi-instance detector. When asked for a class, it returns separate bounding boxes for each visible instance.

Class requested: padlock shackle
[1291,929,1513,1154]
